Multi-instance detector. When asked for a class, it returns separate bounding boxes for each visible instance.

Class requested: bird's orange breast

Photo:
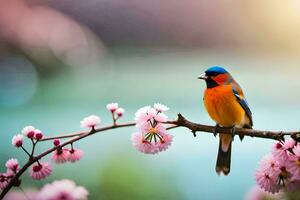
[203,85,245,127]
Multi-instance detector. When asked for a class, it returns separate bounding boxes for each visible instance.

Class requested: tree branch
[1,114,300,199]
[173,114,300,141]
[0,122,135,199]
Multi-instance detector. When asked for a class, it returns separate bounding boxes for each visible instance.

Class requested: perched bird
[198,66,253,175]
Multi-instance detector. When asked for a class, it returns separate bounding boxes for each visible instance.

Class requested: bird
[198,66,253,175]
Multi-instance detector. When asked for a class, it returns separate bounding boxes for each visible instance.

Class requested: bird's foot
[213,124,220,137]
[231,127,244,141]
[230,126,236,141]
[230,126,236,135]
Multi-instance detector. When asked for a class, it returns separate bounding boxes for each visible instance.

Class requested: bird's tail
[216,134,232,176]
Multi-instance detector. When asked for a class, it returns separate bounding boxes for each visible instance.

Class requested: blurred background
[1,0,300,199]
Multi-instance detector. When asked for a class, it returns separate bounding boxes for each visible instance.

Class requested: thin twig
[20,146,31,158]
[30,139,37,158]
[111,112,117,126]
[39,131,86,142]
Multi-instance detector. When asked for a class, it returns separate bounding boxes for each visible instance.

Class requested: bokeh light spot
[0,56,38,107]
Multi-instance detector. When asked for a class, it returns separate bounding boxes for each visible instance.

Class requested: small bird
[198,66,253,175]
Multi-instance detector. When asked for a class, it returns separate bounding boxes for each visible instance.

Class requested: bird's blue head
[205,66,228,76]
[198,66,231,88]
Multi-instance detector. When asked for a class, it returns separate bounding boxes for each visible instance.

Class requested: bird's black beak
[198,73,208,80]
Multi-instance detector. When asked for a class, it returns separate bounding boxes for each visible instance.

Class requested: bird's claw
[230,127,236,136]
[213,124,220,137]
[230,126,236,141]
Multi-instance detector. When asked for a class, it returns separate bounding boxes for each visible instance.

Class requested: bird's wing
[231,83,253,127]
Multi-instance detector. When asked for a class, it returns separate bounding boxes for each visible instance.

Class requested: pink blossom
[12,134,23,147]
[255,169,280,193]
[29,162,52,180]
[146,107,157,118]
[133,105,172,154]
[135,106,164,124]
[272,139,296,163]
[137,122,167,137]
[286,144,300,181]
[135,120,153,134]
[131,132,158,154]
[135,106,161,131]
[255,139,300,193]
[283,139,296,151]
[255,154,281,193]
[135,105,169,126]
[0,173,9,190]
[154,113,168,122]
[68,149,84,163]
[153,103,169,112]
[37,179,88,200]
[156,133,173,152]
[34,129,43,140]
[293,144,300,157]
[80,115,101,129]
[271,141,288,162]
[5,158,19,173]
[106,103,118,112]
[22,126,35,138]
[134,106,152,123]
[258,154,280,177]
[131,124,172,154]
[52,149,70,164]
[278,165,292,186]
[5,170,14,178]
[115,108,125,117]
